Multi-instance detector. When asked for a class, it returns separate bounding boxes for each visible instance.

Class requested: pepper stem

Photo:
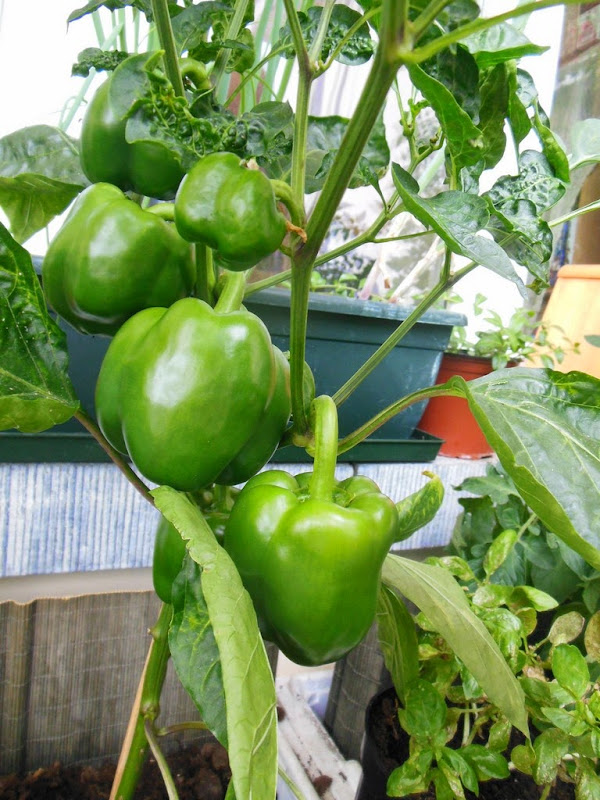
[270,179,306,230]
[308,395,339,502]
[214,270,247,313]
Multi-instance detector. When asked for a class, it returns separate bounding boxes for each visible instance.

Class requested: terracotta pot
[417,353,494,459]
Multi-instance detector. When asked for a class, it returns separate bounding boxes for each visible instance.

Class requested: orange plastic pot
[417,353,494,459]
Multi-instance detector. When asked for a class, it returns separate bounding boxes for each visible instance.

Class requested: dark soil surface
[359,688,576,800]
[0,741,231,800]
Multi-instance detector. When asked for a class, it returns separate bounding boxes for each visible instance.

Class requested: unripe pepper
[80,68,185,199]
[224,396,400,666]
[42,183,195,336]
[95,287,291,490]
[174,152,288,270]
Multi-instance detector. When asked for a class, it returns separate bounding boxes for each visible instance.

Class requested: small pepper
[42,183,195,336]
[174,152,288,270]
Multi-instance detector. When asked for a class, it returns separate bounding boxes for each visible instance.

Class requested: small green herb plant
[378,537,600,799]
[447,293,581,370]
[450,463,600,612]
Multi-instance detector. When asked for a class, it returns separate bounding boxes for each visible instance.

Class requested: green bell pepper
[80,76,185,200]
[42,183,195,336]
[174,152,288,270]
[95,286,291,491]
[224,396,400,666]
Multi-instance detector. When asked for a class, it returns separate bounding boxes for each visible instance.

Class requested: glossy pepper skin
[95,297,291,490]
[224,470,399,666]
[42,183,195,336]
[174,152,287,270]
[80,75,184,199]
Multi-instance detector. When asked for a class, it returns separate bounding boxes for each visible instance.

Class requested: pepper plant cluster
[1,1,600,798]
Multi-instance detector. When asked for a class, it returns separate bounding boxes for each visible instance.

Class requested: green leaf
[532,728,570,785]
[472,584,513,608]
[532,105,570,183]
[395,471,444,542]
[485,150,566,214]
[0,126,88,242]
[387,760,430,797]
[456,368,600,570]
[71,47,130,77]
[541,706,588,736]
[552,643,590,697]
[585,335,600,348]
[488,717,512,752]
[584,611,600,661]
[151,487,278,800]
[520,677,572,709]
[382,554,529,734]
[478,63,509,168]
[304,115,389,193]
[578,764,600,800]
[171,3,232,55]
[425,555,477,583]
[461,743,510,781]
[377,585,419,704]
[169,555,227,745]
[398,678,447,739]
[548,611,586,645]
[277,5,375,66]
[506,65,532,145]
[483,528,518,577]
[461,22,547,68]
[511,742,535,774]
[407,63,483,171]
[485,198,553,284]
[511,586,558,612]
[569,119,600,171]
[420,45,480,122]
[0,224,78,432]
[441,747,479,794]
[437,756,467,799]
[391,164,526,294]
[478,607,523,665]
[67,0,152,24]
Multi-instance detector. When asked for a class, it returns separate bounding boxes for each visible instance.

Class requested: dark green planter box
[0,285,463,464]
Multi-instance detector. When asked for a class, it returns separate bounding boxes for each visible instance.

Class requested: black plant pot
[356,686,401,800]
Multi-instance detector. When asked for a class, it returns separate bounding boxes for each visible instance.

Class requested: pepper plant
[1,1,600,798]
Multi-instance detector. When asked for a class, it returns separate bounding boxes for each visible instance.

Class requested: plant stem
[195,245,216,305]
[412,0,581,63]
[337,382,461,453]
[144,720,180,800]
[308,395,338,501]
[283,0,314,436]
[156,721,209,736]
[110,604,173,800]
[151,0,184,96]
[146,202,175,221]
[244,269,292,296]
[297,0,406,270]
[308,0,335,63]
[214,270,247,313]
[212,0,252,98]
[332,251,452,407]
[550,199,600,228]
[75,409,154,505]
